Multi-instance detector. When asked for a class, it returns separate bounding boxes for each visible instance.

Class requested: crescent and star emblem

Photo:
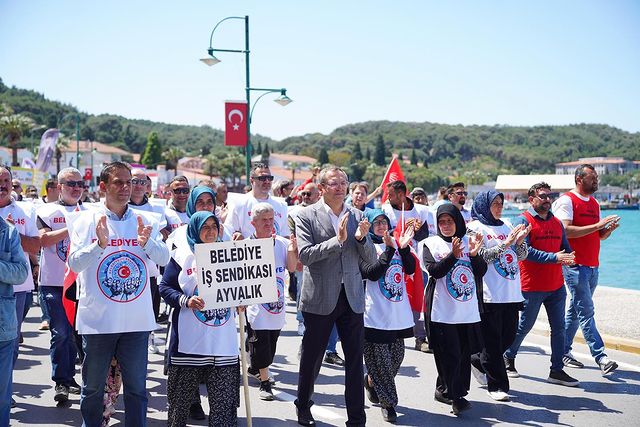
[228,109,244,131]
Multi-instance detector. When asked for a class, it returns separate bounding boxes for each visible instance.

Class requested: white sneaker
[487,390,510,401]
[297,323,305,336]
[471,364,488,386]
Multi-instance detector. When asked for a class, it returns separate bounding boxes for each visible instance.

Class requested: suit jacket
[295,200,376,315]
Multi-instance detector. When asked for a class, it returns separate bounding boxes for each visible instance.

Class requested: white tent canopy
[495,174,575,192]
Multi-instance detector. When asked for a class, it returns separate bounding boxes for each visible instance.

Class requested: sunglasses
[536,194,552,200]
[12,184,21,189]
[454,191,468,196]
[300,191,312,197]
[252,175,274,182]
[62,180,85,188]
[172,188,189,195]
[131,178,148,185]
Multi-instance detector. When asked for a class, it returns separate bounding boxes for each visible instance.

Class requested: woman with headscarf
[159,211,240,427]
[358,209,416,423]
[467,191,530,401]
[422,204,486,415]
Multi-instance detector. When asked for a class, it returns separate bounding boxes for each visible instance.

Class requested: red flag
[62,263,78,327]
[224,101,248,146]
[380,156,406,203]
[392,227,426,312]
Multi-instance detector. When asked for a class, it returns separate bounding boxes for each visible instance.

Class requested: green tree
[141,132,162,168]
[121,124,139,151]
[411,148,418,165]
[318,147,329,165]
[365,146,371,161]
[163,146,184,175]
[351,141,363,161]
[0,104,37,166]
[374,134,386,166]
[261,143,270,164]
[256,141,262,155]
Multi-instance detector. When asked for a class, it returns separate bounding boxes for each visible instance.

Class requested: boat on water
[599,200,639,210]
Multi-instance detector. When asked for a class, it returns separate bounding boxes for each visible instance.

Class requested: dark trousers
[471,305,519,392]
[297,289,365,426]
[431,322,472,401]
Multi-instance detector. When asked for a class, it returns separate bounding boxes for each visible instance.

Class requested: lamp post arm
[248,89,282,123]
[208,16,245,48]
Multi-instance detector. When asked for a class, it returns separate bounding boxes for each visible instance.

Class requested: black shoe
[598,356,618,376]
[547,370,580,387]
[364,374,380,404]
[452,398,470,415]
[504,355,520,378]
[259,380,275,401]
[54,384,69,403]
[381,406,397,423]
[67,379,81,395]
[295,400,315,426]
[189,402,206,420]
[434,389,453,405]
[11,398,16,408]
[324,352,344,366]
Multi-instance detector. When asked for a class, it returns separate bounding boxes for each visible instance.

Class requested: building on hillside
[251,153,317,185]
[495,174,575,205]
[0,147,33,166]
[555,157,640,175]
[54,140,138,181]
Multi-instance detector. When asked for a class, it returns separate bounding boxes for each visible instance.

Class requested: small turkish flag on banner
[224,101,248,146]
[380,156,406,203]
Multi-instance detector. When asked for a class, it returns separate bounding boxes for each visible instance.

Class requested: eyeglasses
[131,178,148,185]
[300,191,312,197]
[12,184,21,189]
[536,194,552,200]
[454,191,468,196]
[252,175,274,182]
[325,180,349,189]
[62,180,85,188]
[372,220,387,227]
[172,188,189,195]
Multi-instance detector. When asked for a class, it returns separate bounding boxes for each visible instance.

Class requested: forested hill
[2,78,639,190]
[0,78,273,157]
[275,121,640,177]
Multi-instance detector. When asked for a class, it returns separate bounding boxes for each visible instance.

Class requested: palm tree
[163,147,184,176]
[0,104,37,166]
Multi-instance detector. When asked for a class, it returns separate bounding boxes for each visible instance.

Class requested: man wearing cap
[410,187,428,206]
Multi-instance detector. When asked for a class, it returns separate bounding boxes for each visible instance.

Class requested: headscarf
[187,211,219,251]
[436,203,466,242]
[471,190,504,226]
[364,208,392,244]
[186,186,216,218]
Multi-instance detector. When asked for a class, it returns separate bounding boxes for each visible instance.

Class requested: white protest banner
[194,238,277,309]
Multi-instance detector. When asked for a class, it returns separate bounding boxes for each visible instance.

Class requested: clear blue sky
[1,0,638,141]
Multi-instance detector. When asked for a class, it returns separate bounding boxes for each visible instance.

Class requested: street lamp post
[201,15,292,185]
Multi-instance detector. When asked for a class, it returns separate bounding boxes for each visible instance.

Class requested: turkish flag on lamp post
[380,156,406,204]
[224,101,248,146]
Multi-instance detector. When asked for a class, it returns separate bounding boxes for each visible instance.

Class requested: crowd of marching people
[0,159,620,426]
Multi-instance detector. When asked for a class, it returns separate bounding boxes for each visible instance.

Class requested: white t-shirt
[225,193,290,238]
[165,208,189,232]
[0,201,38,292]
[246,236,289,330]
[552,190,599,222]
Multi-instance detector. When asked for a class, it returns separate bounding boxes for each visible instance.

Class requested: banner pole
[238,310,253,427]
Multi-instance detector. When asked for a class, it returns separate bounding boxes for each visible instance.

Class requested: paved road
[11,299,640,426]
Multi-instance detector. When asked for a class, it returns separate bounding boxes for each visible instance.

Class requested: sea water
[503,209,639,291]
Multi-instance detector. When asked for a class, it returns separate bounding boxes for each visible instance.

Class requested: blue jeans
[295,271,304,324]
[39,287,50,322]
[504,286,567,372]
[13,291,27,365]
[0,339,13,426]
[326,325,339,354]
[563,265,605,363]
[42,286,77,385]
[81,331,149,427]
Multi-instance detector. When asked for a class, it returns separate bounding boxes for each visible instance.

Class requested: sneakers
[364,374,380,404]
[148,333,160,354]
[54,384,69,403]
[434,389,452,405]
[259,380,275,401]
[189,402,206,420]
[487,390,510,401]
[598,356,618,376]
[471,363,488,386]
[298,323,305,336]
[67,379,81,395]
[248,368,275,385]
[504,356,519,378]
[547,370,580,387]
[324,352,345,366]
[381,406,397,423]
[451,397,470,415]
[563,353,585,368]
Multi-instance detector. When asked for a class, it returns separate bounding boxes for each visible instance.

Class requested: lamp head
[274,89,292,107]
[200,48,221,66]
